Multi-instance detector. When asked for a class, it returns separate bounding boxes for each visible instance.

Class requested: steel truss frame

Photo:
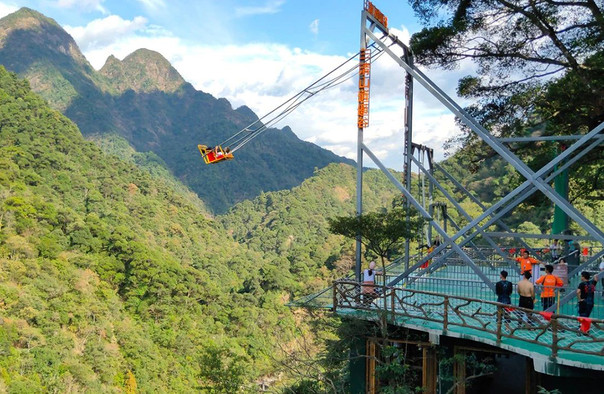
[356,6,604,296]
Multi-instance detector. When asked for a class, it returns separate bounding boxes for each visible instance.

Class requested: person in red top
[535,264,563,310]
[515,250,540,283]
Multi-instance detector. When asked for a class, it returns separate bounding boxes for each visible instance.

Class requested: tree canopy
[328,207,425,273]
[0,65,327,392]
[410,1,603,76]
[410,0,604,202]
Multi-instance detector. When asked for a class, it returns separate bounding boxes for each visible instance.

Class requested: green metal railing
[296,247,604,319]
[333,280,604,363]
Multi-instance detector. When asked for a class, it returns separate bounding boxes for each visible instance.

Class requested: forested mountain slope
[0,66,308,391]
[0,7,354,214]
[220,164,402,291]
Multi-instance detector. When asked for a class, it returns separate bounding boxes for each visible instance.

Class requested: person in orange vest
[535,264,563,310]
[418,238,440,269]
[515,250,540,283]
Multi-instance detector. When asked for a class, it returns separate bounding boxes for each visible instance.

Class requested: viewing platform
[303,2,604,390]
[296,250,604,376]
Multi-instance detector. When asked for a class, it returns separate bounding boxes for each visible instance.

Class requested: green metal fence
[332,279,604,368]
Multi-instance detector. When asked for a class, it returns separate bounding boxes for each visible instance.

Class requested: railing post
[332,281,337,312]
[443,296,449,333]
[496,306,502,344]
[551,317,558,359]
[391,287,395,316]
[382,281,387,311]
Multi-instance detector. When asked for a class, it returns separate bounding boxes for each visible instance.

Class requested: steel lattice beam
[356,7,604,291]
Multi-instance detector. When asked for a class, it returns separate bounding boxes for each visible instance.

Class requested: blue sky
[0,0,471,169]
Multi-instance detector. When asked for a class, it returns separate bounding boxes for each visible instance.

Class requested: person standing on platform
[550,239,560,261]
[517,271,535,310]
[495,270,513,304]
[362,261,381,305]
[418,239,440,269]
[565,239,581,266]
[515,250,541,284]
[535,264,563,311]
[577,271,598,317]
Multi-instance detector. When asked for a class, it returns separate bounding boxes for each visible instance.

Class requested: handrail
[332,280,604,362]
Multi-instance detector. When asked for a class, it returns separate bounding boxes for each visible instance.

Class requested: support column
[403,68,413,273]
[366,339,377,394]
[355,14,370,282]
[423,346,437,393]
[427,148,434,244]
[350,337,367,392]
[453,348,466,394]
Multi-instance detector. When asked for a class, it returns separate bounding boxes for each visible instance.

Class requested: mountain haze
[0,7,354,213]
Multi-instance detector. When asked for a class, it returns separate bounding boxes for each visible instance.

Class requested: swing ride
[197,145,233,164]
[197,35,389,164]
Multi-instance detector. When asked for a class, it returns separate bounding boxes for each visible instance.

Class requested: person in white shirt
[362,261,382,305]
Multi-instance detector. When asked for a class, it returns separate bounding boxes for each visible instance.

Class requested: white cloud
[65,15,149,52]
[309,19,319,35]
[389,26,411,47]
[0,3,17,18]
[55,0,107,13]
[134,0,166,11]
[235,0,285,17]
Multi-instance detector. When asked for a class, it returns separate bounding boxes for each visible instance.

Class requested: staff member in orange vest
[535,264,563,310]
[515,250,540,283]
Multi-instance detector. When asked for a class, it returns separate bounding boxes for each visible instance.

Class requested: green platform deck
[295,257,604,375]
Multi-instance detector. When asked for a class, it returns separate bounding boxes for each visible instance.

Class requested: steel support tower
[355,2,604,306]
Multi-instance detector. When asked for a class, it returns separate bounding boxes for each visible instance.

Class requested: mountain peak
[1,7,58,27]
[0,7,87,66]
[0,7,99,110]
[127,48,171,64]
[100,48,186,94]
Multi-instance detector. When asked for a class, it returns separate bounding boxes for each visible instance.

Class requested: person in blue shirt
[495,270,513,304]
[577,271,599,317]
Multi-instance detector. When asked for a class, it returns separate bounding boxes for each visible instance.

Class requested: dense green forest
[0,66,308,391]
[221,164,401,293]
[0,66,409,391]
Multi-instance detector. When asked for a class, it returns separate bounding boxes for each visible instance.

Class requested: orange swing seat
[198,145,234,164]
